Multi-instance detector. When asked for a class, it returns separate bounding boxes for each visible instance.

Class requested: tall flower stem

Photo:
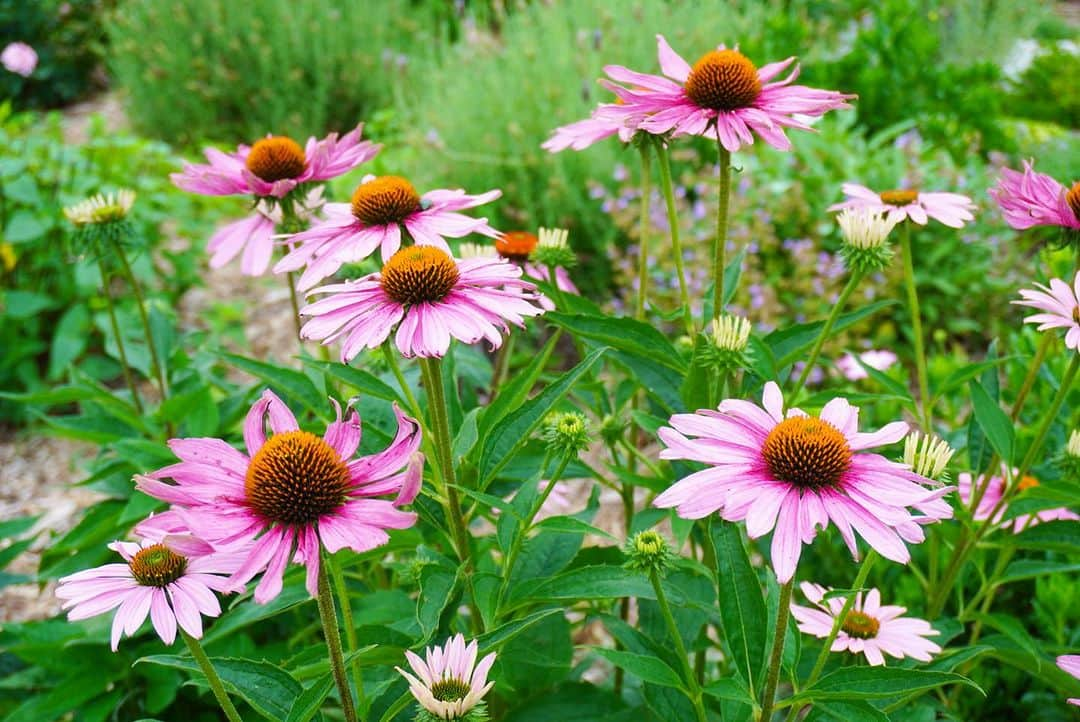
[112,241,168,401]
[654,141,695,336]
[1013,353,1079,485]
[649,569,707,722]
[317,557,359,722]
[285,269,304,339]
[899,223,931,429]
[790,271,864,398]
[278,200,308,341]
[181,630,243,722]
[96,257,143,414]
[635,144,653,321]
[713,137,732,319]
[760,578,795,722]
[328,554,367,715]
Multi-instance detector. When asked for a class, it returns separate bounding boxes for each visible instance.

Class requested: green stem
[635,144,652,321]
[654,141,695,336]
[547,263,568,310]
[899,223,931,429]
[713,137,732,319]
[1010,333,1053,422]
[96,257,143,414]
[760,579,795,722]
[181,631,243,722]
[1014,354,1079,483]
[112,241,168,401]
[316,557,359,722]
[790,271,864,399]
[491,331,515,392]
[286,269,303,340]
[328,554,366,715]
[649,569,707,722]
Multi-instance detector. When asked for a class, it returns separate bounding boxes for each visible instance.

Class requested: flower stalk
[760,578,795,722]
[649,568,708,722]
[111,240,169,402]
[316,556,360,722]
[96,256,143,414]
[636,144,653,321]
[328,554,367,715]
[790,270,865,398]
[654,141,695,336]
[898,223,931,429]
[181,630,244,722]
[714,139,732,319]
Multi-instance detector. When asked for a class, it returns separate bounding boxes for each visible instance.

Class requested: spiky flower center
[841,610,880,639]
[129,544,187,587]
[879,189,919,206]
[1067,182,1080,222]
[1017,474,1040,491]
[245,431,351,526]
[762,417,852,489]
[381,246,460,305]
[685,49,762,111]
[245,136,306,183]
[496,231,538,262]
[351,176,421,226]
[430,676,471,702]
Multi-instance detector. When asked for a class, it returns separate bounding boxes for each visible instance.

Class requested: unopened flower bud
[1057,429,1080,480]
[458,242,497,260]
[624,530,675,575]
[599,414,625,445]
[837,208,896,273]
[531,227,576,268]
[903,432,955,483]
[542,411,590,456]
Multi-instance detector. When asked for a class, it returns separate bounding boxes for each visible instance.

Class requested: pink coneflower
[1014,271,1080,352]
[396,634,496,720]
[990,161,1080,233]
[275,175,502,291]
[836,349,898,381]
[1056,655,1080,705]
[542,113,635,153]
[654,382,952,583]
[957,467,1078,533]
[2,42,36,77]
[597,35,853,152]
[135,391,423,603]
[170,125,379,200]
[56,535,240,650]
[791,582,941,666]
[206,187,325,276]
[300,246,545,361]
[828,184,976,228]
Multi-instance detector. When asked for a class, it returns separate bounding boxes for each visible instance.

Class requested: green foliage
[1008,45,1080,130]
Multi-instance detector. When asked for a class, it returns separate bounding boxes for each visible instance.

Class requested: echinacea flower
[791,582,941,666]
[300,246,545,360]
[275,175,502,291]
[597,35,853,152]
[63,190,136,226]
[1,42,37,77]
[1056,655,1080,705]
[135,391,423,603]
[1014,271,1080,352]
[654,382,952,582]
[170,125,379,200]
[56,535,240,650]
[396,634,496,721]
[990,161,1080,233]
[206,187,325,275]
[828,184,975,228]
[958,466,1078,533]
[903,432,955,483]
[836,349,898,381]
[542,112,636,153]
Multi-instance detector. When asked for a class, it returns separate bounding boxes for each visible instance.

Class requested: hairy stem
[899,223,931,429]
[760,579,795,722]
[96,257,143,414]
[650,569,707,722]
[329,554,366,715]
[790,271,864,399]
[713,137,732,319]
[654,142,695,336]
[112,241,168,401]
[317,557,359,722]
[636,144,653,320]
[181,631,243,722]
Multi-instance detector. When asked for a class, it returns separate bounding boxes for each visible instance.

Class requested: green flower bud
[542,411,591,456]
[836,208,895,274]
[530,227,576,268]
[624,530,675,576]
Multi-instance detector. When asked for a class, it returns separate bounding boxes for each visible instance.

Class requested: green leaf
[702,676,754,704]
[477,608,563,652]
[222,352,325,416]
[1,672,109,722]
[3,289,55,319]
[804,699,891,722]
[477,347,607,485]
[478,330,561,439]
[535,515,616,540]
[1000,559,1080,584]
[1010,520,1080,553]
[710,521,767,693]
[48,304,90,379]
[589,647,686,690]
[510,565,655,608]
[4,209,49,242]
[794,667,981,702]
[765,301,897,368]
[970,613,1041,668]
[417,562,461,642]
[0,515,39,539]
[933,356,1016,400]
[138,655,302,721]
[304,359,402,403]
[285,673,335,722]
[545,313,685,373]
[968,380,1014,463]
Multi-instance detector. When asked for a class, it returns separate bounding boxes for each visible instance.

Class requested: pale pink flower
[135,391,423,603]
[957,466,1078,533]
[300,246,545,360]
[56,535,241,650]
[1,42,37,77]
[542,113,635,152]
[396,634,496,720]
[596,35,853,152]
[828,183,976,228]
[207,187,325,275]
[1014,271,1080,352]
[836,349,898,381]
[1056,655,1080,705]
[654,381,952,583]
[990,161,1080,232]
[170,125,379,199]
[275,175,501,291]
[791,582,941,666]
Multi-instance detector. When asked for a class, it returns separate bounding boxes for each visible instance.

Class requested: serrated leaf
[222,352,325,416]
[968,380,1014,463]
[590,647,686,690]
